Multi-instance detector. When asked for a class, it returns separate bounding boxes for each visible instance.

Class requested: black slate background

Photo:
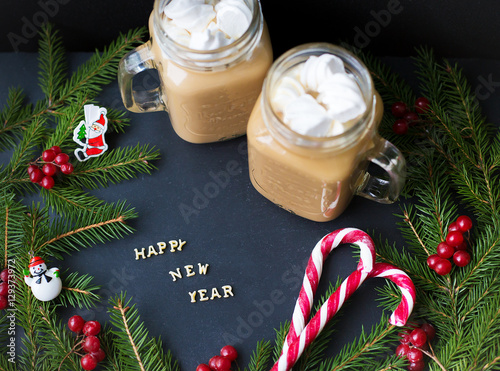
[2,0,500,364]
[2,52,500,370]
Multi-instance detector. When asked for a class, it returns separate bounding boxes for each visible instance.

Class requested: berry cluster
[0,268,12,310]
[197,345,238,371]
[67,315,105,370]
[28,146,74,189]
[395,322,436,371]
[427,215,473,275]
[390,97,430,135]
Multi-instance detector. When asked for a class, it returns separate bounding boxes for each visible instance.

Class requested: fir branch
[318,318,398,371]
[38,23,67,105]
[39,186,106,218]
[2,26,146,138]
[108,293,179,371]
[34,201,137,259]
[47,91,92,150]
[66,144,161,190]
[0,87,29,150]
[272,322,289,364]
[56,27,146,104]
[0,354,17,371]
[38,304,80,371]
[244,340,273,371]
[58,271,101,309]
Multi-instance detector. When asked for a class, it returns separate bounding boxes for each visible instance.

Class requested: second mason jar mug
[247,43,406,222]
[118,0,273,144]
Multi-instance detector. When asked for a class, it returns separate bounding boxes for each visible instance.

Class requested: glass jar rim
[152,0,263,69]
[262,43,376,148]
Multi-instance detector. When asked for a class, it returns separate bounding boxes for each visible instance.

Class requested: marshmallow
[162,0,252,50]
[216,0,253,39]
[164,0,216,34]
[300,54,345,91]
[272,76,306,112]
[283,95,333,137]
[317,74,366,123]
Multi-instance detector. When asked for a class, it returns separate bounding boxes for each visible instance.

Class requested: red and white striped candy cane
[272,232,416,371]
[367,262,416,326]
[277,228,376,371]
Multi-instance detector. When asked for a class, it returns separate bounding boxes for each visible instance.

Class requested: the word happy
[134,239,186,260]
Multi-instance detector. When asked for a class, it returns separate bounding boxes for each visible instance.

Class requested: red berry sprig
[427,215,473,275]
[67,315,105,370]
[390,97,430,135]
[0,268,13,311]
[395,322,436,371]
[197,345,238,371]
[28,146,74,190]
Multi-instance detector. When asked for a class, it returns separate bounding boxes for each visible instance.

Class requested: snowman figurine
[23,256,62,302]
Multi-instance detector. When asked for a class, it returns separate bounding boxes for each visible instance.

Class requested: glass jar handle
[118,41,166,113]
[356,138,406,203]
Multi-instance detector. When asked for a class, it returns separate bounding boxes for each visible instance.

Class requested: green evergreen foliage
[1,23,499,371]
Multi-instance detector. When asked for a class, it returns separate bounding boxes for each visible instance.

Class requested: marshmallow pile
[272,54,367,137]
[163,0,252,50]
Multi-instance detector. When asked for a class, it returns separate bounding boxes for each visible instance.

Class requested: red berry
[60,163,74,175]
[220,345,238,361]
[446,231,464,247]
[403,111,420,125]
[213,356,232,371]
[42,149,56,162]
[30,168,44,183]
[453,250,471,267]
[83,320,101,336]
[410,328,427,348]
[395,343,410,358]
[420,323,436,342]
[447,222,460,232]
[196,364,211,371]
[54,153,70,165]
[209,356,219,370]
[27,164,39,175]
[408,359,426,371]
[393,119,409,135]
[0,295,7,310]
[90,348,106,363]
[42,163,57,177]
[415,97,430,113]
[50,145,62,155]
[83,335,101,353]
[40,176,55,190]
[426,254,441,270]
[67,315,85,333]
[434,258,452,275]
[456,215,473,232]
[0,268,10,283]
[436,242,454,259]
[407,347,424,362]
[0,282,8,296]
[80,354,98,370]
[391,101,407,117]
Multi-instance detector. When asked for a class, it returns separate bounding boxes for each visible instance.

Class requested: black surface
[2,55,500,370]
[1,0,500,59]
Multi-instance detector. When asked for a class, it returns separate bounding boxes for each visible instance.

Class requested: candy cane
[367,262,416,326]
[272,231,416,371]
[277,228,376,371]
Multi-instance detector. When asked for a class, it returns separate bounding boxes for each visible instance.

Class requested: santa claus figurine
[73,104,109,161]
[23,256,62,302]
